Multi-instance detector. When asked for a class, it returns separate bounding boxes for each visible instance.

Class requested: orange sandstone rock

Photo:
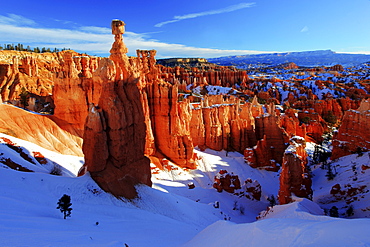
[244,178,262,201]
[81,20,151,199]
[0,104,83,156]
[146,81,195,168]
[331,99,370,160]
[278,136,312,204]
[213,169,241,193]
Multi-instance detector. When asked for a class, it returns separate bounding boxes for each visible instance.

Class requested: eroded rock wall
[331,99,370,160]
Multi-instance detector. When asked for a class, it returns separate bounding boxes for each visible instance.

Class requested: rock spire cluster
[1,19,370,202]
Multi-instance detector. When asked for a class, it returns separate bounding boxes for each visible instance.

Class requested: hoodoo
[80,20,151,199]
[278,136,312,204]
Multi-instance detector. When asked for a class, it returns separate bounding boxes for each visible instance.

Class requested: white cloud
[300,26,309,33]
[337,51,370,55]
[124,36,268,58]
[155,2,256,27]
[79,26,111,34]
[0,13,270,58]
[0,14,36,26]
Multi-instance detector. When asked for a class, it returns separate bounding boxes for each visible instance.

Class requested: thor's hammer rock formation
[80,20,151,199]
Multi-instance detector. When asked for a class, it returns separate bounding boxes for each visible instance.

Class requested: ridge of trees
[0,43,71,53]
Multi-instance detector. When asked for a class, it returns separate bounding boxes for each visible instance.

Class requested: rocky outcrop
[279,108,326,143]
[156,58,212,68]
[80,20,151,199]
[330,183,368,204]
[213,169,241,193]
[158,64,249,88]
[278,136,312,204]
[244,178,261,201]
[331,99,370,160]
[0,48,102,137]
[244,104,289,171]
[328,64,344,72]
[190,96,261,152]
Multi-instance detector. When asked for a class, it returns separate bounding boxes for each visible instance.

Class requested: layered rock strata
[0,104,82,156]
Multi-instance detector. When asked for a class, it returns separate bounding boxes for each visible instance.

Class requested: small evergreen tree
[346,205,354,217]
[323,111,337,125]
[57,194,72,219]
[329,206,339,217]
[19,87,29,109]
[326,163,336,180]
[267,195,277,207]
[312,144,321,165]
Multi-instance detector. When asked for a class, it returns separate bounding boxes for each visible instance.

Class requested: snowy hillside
[1,134,370,246]
[186,199,370,247]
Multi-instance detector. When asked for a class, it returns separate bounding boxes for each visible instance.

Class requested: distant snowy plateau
[208,50,370,68]
[1,134,370,246]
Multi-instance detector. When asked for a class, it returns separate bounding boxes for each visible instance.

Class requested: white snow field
[1,133,370,246]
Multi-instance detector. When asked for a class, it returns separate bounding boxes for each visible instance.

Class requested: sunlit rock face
[80,20,151,199]
[0,104,83,156]
[331,99,370,160]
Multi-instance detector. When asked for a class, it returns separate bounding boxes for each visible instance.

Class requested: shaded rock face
[331,99,370,160]
[244,178,261,201]
[278,136,312,204]
[330,183,368,204]
[146,81,195,169]
[80,20,151,199]
[243,103,289,171]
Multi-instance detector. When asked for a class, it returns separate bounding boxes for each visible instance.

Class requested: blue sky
[1,0,370,58]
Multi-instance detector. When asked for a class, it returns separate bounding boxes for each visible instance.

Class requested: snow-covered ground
[186,198,370,247]
[1,134,370,246]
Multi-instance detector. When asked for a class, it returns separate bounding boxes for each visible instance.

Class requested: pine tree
[326,163,335,180]
[346,205,354,217]
[329,206,339,217]
[57,194,72,219]
[312,144,321,165]
[19,87,29,109]
[267,195,277,207]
